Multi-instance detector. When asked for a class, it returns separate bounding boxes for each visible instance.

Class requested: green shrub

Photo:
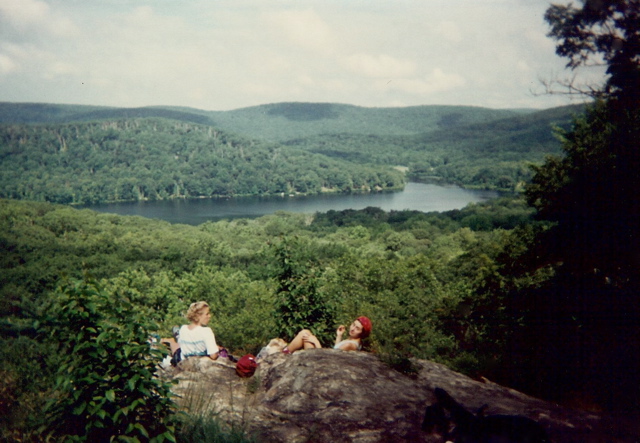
[0,335,59,438]
[271,237,336,344]
[39,278,178,442]
[176,415,255,443]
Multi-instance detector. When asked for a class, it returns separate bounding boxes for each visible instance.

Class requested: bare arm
[335,325,345,347]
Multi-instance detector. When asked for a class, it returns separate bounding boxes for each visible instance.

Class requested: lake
[84,183,499,225]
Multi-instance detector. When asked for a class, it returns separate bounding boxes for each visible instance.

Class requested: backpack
[235,354,258,378]
[170,348,182,367]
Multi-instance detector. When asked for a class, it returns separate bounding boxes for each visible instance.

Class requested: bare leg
[285,329,321,353]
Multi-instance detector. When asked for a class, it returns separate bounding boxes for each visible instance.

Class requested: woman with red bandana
[282,316,372,354]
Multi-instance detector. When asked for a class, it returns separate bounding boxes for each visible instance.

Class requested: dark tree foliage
[516,0,640,409]
[527,100,639,286]
[545,0,640,103]
[532,0,640,289]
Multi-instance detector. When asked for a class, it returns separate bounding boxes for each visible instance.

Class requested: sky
[0,0,603,112]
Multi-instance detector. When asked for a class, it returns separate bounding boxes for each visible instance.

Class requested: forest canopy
[0,102,582,205]
[0,118,404,205]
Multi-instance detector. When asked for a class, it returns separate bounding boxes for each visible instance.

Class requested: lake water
[84,183,498,225]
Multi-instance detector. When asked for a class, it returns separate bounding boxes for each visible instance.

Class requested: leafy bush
[271,237,336,344]
[39,277,178,442]
[0,334,60,439]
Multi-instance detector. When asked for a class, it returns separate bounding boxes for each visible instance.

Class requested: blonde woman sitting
[163,301,224,364]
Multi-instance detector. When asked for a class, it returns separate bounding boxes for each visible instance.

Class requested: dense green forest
[0,196,543,438]
[280,104,582,190]
[0,118,405,205]
[206,102,581,190]
[0,101,582,205]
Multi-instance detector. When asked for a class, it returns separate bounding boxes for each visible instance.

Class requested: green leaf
[163,431,177,443]
[128,374,139,391]
[72,403,87,415]
[105,389,116,402]
[134,423,149,438]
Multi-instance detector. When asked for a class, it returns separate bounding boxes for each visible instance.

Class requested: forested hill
[0,101,549,139]
[0,102,215,126]
[205,102,535,141]
[272,104,584,188]
[0,101,585,204]
[0,118,404,205]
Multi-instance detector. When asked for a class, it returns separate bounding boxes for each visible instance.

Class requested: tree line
[0,118,404,205]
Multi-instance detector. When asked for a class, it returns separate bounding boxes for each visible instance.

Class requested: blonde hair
[186,301,210,323]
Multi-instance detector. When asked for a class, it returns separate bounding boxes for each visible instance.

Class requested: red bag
[235,354,258,378]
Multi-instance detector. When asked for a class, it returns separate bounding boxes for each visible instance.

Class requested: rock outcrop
[162,350,637,442]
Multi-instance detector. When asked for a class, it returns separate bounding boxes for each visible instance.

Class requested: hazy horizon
[0,99,582,114]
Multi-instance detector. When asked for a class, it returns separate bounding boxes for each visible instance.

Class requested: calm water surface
[85,183,498,225]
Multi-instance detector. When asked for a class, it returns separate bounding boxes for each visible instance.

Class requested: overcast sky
[0,0,601,111]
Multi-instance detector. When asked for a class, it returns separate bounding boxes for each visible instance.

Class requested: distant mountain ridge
[0,100,582,141]
[206,102,537,141]
[0,101,539,136]
[0,102,214,126]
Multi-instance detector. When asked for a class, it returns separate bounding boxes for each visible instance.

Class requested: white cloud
[516,60,531,72]
[385,68,466,95]
[344,54,416,78]
[0,0,596,110]
[0,53,16,75]
[0,42,52,75]
[264,9,336,55]
[0,0,50,28]
[435,21,463,43]
[0,0,78,37]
